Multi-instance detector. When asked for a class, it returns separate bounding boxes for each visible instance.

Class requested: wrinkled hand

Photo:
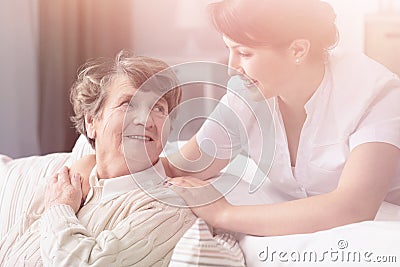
[44,166,83,213]
[80,174,91,204]
[167,176,233,228]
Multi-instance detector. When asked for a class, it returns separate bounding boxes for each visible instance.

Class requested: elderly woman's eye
[119,101,128,106]
[120,101,133,108]
[153,104,166,114]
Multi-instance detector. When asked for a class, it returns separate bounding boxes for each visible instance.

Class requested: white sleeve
[196,75,255,160]
[196,93,242,159]
[40,204,194,266]
[349,78,400,150]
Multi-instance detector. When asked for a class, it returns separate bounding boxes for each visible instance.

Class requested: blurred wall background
[0,0,40,158]
[37,0,134,155]
[0,0,399,158]
[0,0,135,157]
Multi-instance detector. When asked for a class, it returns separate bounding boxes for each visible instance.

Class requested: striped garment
[169,218,245,267]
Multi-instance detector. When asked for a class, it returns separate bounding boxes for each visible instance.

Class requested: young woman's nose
[227,55,244,77]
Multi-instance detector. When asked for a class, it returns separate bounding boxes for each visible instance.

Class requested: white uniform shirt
[197,52,400,199]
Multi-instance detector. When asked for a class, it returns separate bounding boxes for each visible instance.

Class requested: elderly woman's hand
[44,166,83,213]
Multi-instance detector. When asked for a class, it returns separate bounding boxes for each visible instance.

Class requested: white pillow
[0,135,94,239]
[169,218,245,267]
[0,154,13,202]
[0,152,70,239]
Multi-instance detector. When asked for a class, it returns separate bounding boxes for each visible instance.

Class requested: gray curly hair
[70,50,182,149]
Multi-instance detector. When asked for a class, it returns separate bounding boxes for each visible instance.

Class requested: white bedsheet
[218,155,400,267]
[240,220,400,267]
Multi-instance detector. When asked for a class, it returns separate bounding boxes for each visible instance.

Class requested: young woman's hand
[44,166,83,213]
[167,176,234,229]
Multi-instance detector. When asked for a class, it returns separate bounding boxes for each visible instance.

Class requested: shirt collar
[86,159,166,203]
[304,65,332,114]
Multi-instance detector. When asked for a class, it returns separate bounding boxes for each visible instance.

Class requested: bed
[1,135,400,266]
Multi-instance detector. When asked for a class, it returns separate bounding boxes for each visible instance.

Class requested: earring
[295,58,300,64]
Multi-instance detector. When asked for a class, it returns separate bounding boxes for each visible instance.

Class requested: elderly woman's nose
[132,107,154,127]
[132,108,147,124]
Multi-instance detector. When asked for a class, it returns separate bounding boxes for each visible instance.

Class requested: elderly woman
[0,51,196,266]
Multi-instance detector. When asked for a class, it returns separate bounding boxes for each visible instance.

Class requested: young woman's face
[92,75,170,171]
[223,35,295,100]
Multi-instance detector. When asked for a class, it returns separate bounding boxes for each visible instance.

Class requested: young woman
[164,0,400,236]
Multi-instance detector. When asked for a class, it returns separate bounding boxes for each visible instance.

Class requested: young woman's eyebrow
[227,44,245,49]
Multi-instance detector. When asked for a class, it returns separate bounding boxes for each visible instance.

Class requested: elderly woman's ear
[84,114,96,139]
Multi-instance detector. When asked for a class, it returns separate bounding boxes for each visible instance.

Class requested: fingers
[49,173,58,184]
[45,168,83,214]
[49,166,69,184]
[70,173,82,190]
[166,176,223,207]
[57,166,71,184]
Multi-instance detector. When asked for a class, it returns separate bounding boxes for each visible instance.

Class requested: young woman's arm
[169,142,399,236]
[162,135,230,180]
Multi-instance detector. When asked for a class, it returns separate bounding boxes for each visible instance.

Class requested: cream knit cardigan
[0,165,196,266]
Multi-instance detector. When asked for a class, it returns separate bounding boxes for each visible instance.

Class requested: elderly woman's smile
[126,135,153,141]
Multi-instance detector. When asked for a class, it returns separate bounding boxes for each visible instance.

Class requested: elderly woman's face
[93,75,170,172]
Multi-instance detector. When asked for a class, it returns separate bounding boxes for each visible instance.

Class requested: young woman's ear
[289,39,311,64]
[84,114,96,139]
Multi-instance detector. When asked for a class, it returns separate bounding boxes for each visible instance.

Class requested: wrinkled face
[223,35,295,101]
[88,75,170,172]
